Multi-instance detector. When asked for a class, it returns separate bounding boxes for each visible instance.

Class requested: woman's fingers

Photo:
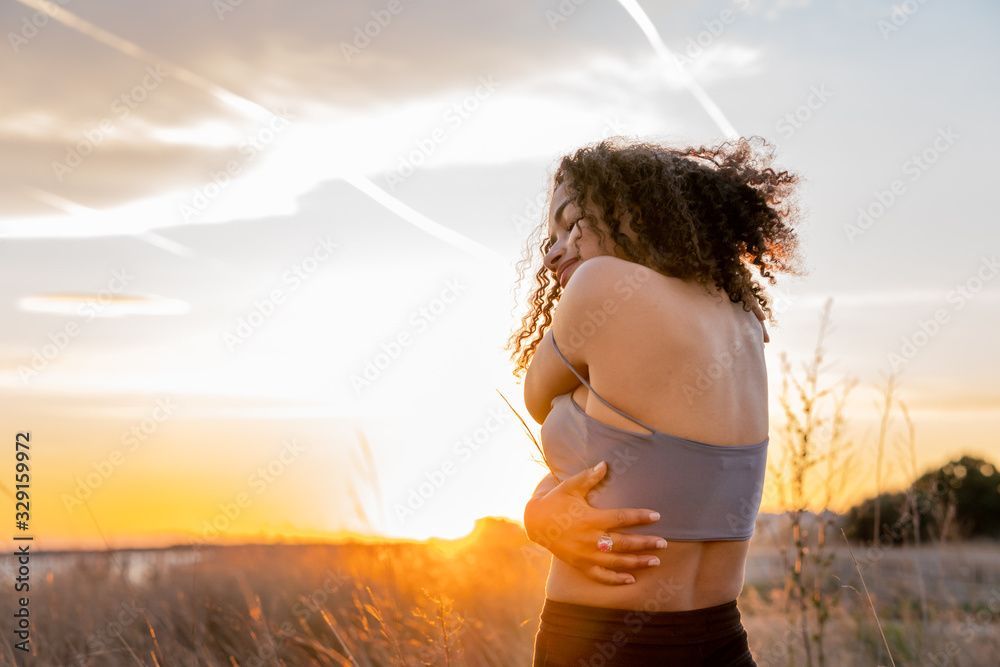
[580,549,663,584]
[750,301,771,343]
[592,507,662,531]
[592,551,662,570]
[601,531,669,554]
[583,565,636,585]
[557,460,608,497]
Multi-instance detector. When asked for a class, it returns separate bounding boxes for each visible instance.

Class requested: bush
[842,455,1000,543]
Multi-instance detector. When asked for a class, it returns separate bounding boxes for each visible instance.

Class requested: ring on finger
[596,533,614,553]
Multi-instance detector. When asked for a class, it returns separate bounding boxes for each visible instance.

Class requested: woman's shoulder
[565,256,692,314]
[569,255,655,280]
[557,257,694,353]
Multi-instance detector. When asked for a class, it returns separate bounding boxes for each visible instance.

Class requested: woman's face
[543,180,619,288]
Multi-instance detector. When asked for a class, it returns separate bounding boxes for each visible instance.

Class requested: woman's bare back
[545,265,768,610]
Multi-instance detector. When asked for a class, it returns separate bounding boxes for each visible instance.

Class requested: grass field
[6,517,999,666]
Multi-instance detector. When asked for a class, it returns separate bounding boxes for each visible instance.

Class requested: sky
[1,0,998,550]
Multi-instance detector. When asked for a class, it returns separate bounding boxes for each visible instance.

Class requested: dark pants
[531,598,757,666]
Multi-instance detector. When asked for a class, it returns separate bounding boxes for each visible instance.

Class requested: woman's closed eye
[548,220,578,246]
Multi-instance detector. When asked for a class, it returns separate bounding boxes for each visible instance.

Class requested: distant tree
[843,455,1000,543]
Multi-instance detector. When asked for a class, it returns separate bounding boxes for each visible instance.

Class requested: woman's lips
[558,258,580,286]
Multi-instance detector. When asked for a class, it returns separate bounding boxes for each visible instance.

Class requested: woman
[506,136,802,666]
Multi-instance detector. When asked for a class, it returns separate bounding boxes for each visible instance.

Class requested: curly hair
[505,135,805,377]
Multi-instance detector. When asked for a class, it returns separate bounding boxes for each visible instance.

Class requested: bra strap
[550,332,657,435]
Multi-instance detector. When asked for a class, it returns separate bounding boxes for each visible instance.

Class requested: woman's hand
[748,298,770,343]
[523,461,669,585]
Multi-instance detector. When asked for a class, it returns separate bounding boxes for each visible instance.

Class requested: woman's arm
[524,329,584,424]
[524,461,669,585]
[523,262,673,583]
[530,471,560,500]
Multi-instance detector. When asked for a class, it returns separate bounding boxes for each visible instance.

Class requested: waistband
[538,598,744,645]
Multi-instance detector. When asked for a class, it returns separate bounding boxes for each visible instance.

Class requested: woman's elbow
[523,382,549,425]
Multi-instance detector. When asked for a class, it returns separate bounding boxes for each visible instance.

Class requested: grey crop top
[539,332,769,541]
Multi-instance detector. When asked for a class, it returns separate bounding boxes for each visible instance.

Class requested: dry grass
[753,298,1000,667]
[5,528,998,666]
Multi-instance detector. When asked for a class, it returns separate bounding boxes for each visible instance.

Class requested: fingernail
[624,575,635,584]
[655,539,668,549]
[648,512,660,521]
[592,461,605,473]
[647,557,660,566]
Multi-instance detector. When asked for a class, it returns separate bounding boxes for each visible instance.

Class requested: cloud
[3,0,642,127]
[18,293,189,317]
[2,0,768,226]
[1,43,764,237]
[741,0,813,21]
[0,134,248,218]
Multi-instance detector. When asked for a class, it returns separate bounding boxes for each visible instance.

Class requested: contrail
[23,186,94,217]
[135,231,246,280]
[613,0,740,139]
[20,187,229,269]
[13,0,277,123]
[343,175,506,265]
